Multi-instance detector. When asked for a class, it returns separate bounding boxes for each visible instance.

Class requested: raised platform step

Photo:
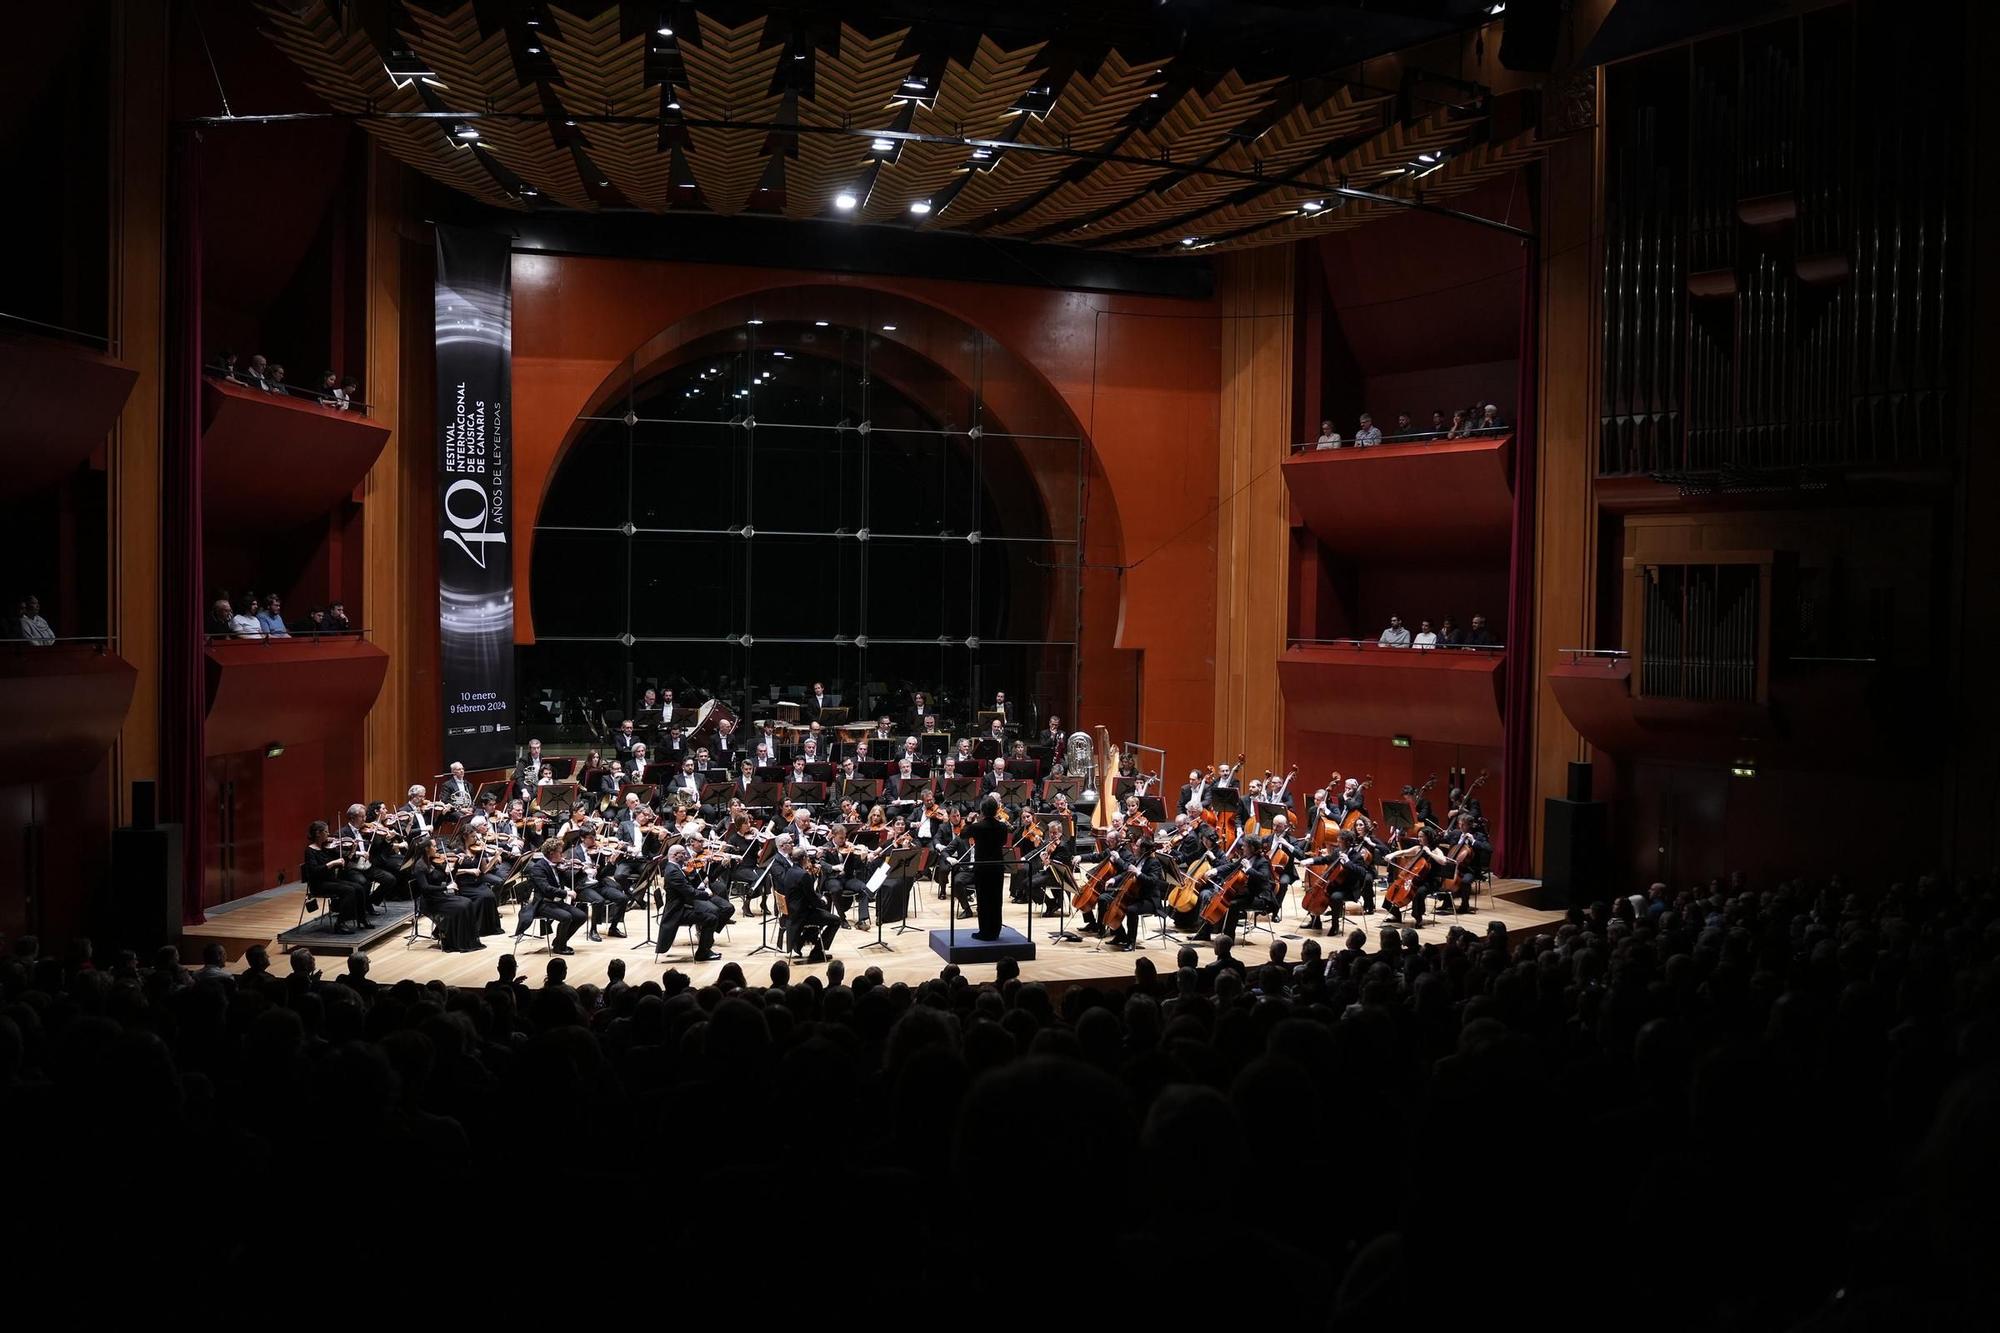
[929,924,1038,965]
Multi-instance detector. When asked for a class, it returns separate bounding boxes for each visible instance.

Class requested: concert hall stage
[193,877,1565,994]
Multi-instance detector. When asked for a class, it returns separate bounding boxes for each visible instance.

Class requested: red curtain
[1498,180,1542,878]
[162,125,206,925]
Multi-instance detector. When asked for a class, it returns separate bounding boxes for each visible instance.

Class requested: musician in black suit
[885,758,922,807]
[665,756,704,811]
[1441,814,1491,915]
[981,756,1012,801]
[1402,784,1438,835]
[905,691,931,734]
[1105,836,1167,951]
[711,717,740,765]
[990,691,1013,728]
[781,846,841,962]
[520,840,585,953]
[566,829,628,941]
[612,718,640,767]
[303,820,369,932]
[805,681,833,723]
[514,738,545,788]
[657,844,731,961]
[345,802,405,904]
[440,762,475,811]
[1193,837,1274,942]
[595,760,626,797]
[820,825,875,929]
[1021,813,1071,916]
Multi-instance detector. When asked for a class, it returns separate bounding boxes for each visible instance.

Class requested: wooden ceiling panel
[859,36,1045,222]
[677,15,784,215]
[787,25,915,219]
[544,5,672,209]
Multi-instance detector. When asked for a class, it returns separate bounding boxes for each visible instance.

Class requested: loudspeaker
[131,779,156,830]
[108,822,183,952]
[1566,760,1593,803]
[1499,0,1563,72]
[1542,797,1607,908]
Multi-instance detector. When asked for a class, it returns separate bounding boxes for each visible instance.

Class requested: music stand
[819,706,851,727]
[977,710,1005,731]
[1380,799,1416,835]
[532,781,579,816]
[953,758,982,778]
[1046,861,1082,943]
[921,730,952,753]
[474,779,511,809]
[842,777,883,806]
[699,780,735,811]
[937,775,980,808]
[618,782,659,809]
[754,765,789,783]
[996,778,1033,809]
[884,844,929,938]
[745,780,787,812]
[787,780,828,808]
[1043,776,1087,807]
[1135,795,1167,822]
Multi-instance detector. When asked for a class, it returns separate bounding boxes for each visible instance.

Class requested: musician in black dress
[521,839,585,953]
[411,839,485,952]
[657,844,731,961]
[872,818,923,924]
[449,826,506,936]
[303,820,369,932]
[782,847,842,962]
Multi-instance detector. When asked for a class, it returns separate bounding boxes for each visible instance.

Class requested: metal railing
[205,627,372,644]
[0,310,110,349]
[1289,425,1510,453]
[1288,637,1506,652]
[204,368,374,416]
[1559,648,1630,665]
[3,634,118,650]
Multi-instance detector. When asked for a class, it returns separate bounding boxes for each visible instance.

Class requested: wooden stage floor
[193,876,1564,992]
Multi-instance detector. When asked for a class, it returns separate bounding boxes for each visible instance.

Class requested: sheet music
[867,862,890,893]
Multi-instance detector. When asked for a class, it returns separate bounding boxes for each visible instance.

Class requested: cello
[1200,861,1249,927]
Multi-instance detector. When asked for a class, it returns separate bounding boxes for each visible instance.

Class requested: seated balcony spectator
[1412,619,1439,649]
[257,593,291,638]
[267,364,290,396]
[1446,408,1471,439]
[1315,419,1340,449]
[1438,616,1463,648]
[1478,402,1503,432]
[1429,408,1448,437]
[1354,412,1383,446]
[242,354,271,391]
[1392,412,1414,439]
[214,351,242,383]
[229,599,264,638]
[1378,615,1411,647]
[317,370,339,403]
[335,374,359,411]
[326,601,351,632]
[209,598,251,637]
[1462,613,1496,648]
[17,594,54,645]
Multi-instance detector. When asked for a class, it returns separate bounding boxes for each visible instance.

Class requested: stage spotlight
[909,199,932,215]
[833,191,858,210]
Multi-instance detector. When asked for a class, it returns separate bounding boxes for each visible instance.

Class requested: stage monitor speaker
[1500,0,1563,72]
[108,823,183,952]
[1542,797,1606,908]
[131,779,156,830]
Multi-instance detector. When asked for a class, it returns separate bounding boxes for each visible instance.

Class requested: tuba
[1065,731,1096,784]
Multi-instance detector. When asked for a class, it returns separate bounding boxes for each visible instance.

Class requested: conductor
[966,792,1012,941]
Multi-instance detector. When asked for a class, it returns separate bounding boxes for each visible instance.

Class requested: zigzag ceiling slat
[1061,87,1385,247]
[859,37,1045,222]
[1205,129,1546,254]
[936,50,1161,229]
[1107,103,1471,251]
[258,1,518,208]
[984,70,1280,238]
[402,4,595,210]
[544,5,671,210]
[787,26,915,219]
[676,15,784,215]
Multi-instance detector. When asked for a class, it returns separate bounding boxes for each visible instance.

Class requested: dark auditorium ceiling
[246,1,1546,256]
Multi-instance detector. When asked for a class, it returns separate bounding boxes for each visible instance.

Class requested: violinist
[451,820,507,936]
[1019,813,1070,917]
[519,837,584,953]
[348,802,407,904]
[937,806,975,918]
[304,819,369,932]
[782,845,841,963]
[873,816,922,924]
[821,823,875,929]
[410,833,485,952]
[565,827,629,942]
[657,843,730,962]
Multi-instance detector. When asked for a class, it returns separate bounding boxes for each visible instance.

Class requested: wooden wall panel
[361,148,408,799]
[1528,98,1602,870]
[108,0,166,825]
[1213,248,1294,771]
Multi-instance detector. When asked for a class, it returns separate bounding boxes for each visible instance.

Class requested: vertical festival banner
[434,226,515,769]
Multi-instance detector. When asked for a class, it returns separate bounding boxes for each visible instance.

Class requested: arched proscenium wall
[512,257,1224,769]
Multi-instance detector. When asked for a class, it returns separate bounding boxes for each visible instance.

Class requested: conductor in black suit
[657,844,730,961]
[966,793,1013,941]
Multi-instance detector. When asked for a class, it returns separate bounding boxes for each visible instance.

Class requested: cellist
[1299,826,1375,928]
[1382,829,1452,926]
[1193,834,1274,942]
[1103,834,1167,953]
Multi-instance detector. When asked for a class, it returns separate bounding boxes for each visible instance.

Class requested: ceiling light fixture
[833,191,857,211]
[526,45,542,55]
[814,320,829,327]
[1180,236,1199,247]
[1299,199,1324,213]
[452,123,479,140]
[909,200,932,215]
[881,324,897,331]
[657,25,674,37]
[747,318,764,326]
[870,137,895,151]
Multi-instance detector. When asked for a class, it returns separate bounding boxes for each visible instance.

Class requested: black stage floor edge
[277,902,417,956]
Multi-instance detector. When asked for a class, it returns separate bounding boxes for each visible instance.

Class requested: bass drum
[690,697,737,748]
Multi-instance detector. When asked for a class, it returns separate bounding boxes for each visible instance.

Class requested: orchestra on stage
[301,688,1493,964]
